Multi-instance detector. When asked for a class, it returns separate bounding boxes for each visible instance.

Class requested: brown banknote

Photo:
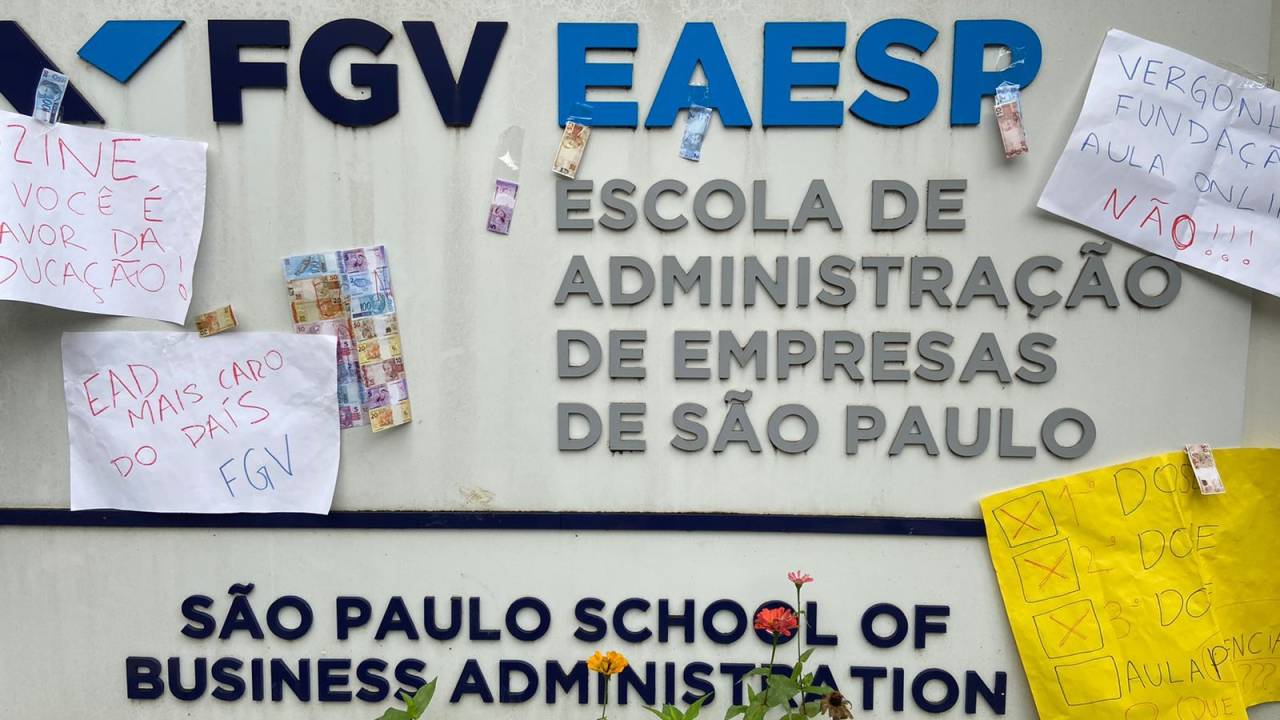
[553,121,590,178]
[195,305,237,336]
[995,100,1028,159]
[287,276,342,303]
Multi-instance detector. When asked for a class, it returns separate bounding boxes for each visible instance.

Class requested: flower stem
[794,588,805,719]
[598,676,609,720]
[795,587,804,665]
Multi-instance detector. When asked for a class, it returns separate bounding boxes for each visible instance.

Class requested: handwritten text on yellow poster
[981,449,1280,719]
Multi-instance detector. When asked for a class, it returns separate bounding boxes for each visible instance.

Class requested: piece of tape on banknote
[995,46,1028,71]
[493,125,525,180]
[567,101,594,126]
[487,126,524,234]
[996,81,1022,112]
[979,448,1280,720]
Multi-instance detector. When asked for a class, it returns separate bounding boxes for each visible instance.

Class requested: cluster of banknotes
[283,246,411,432]
[194,305,237,336]
[551,99,710,179]
[994,82,1028,159]
[33,68,67,124]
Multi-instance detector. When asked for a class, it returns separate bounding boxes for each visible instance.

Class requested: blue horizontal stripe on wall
[0,509,985,537]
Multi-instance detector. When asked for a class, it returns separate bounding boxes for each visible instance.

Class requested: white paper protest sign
[0,110,207,322]
[62,332,340,513]
[1039,29,1280,295]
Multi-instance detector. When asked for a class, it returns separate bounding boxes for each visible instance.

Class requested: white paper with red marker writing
[0,110,207,322]
[1039,30,1280,296]
[62,332,340,513]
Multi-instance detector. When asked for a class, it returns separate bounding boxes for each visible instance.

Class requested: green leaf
[765,676,802,706]
[744,704,767,720]
[803,700,823,718]
[776,677,803,696]
[408,679,438,719]
[686,693,708,720]
[802,684,833,696]
[745,667,772,678]
[798,648,815,665]
[400,690,417,717]
[376,710,411,720]
[644,706,667,720]
[723,704,747,720]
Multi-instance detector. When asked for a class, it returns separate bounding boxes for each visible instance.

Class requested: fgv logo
[1,18,1040,129]
[0,20,186,123]
[0,19,508,128]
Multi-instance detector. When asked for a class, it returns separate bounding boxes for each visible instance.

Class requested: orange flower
[754,606,799,637]
[586,650,629,675]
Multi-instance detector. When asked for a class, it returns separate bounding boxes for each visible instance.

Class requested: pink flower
[788,571,814,588]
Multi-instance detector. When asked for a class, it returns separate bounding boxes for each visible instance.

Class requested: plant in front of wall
[376,678,438,720]
[723,571,847,720]
[645,692,709,720]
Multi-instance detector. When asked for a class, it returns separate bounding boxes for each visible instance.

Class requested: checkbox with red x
[1013,538,1080,603]
[991,490,1059,548]
[1032,599,1103,658]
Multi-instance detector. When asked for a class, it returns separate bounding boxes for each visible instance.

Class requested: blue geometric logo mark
[77,20,184,83]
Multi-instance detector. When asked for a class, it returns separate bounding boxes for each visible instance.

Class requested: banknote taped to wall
[33,68,68,124]
[282,245,411,432]
[980,449,1280,720]
[679,85,712,162]
[553,103,593,179]
[680,104,711,161]
[487,125,524,234]
[994,82,1028,159]
[486,179,518,234]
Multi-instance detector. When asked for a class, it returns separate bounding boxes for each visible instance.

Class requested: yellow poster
[981,449,1280,719]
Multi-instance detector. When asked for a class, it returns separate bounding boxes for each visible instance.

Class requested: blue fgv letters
[762,22,846,127]
[557,23,638,127]
[850,19,939,127]
[950,19,1042,125]
[645,22,750,127]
